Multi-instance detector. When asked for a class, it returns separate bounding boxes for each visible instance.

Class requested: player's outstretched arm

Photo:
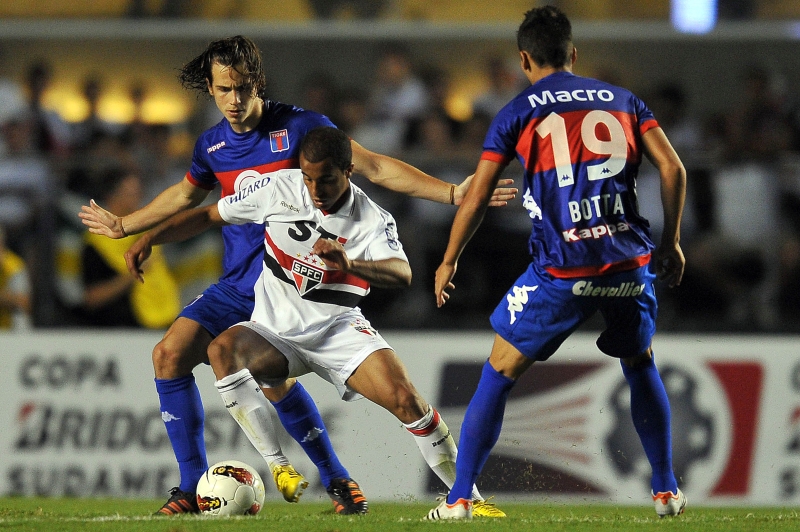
[313,238,412,288]
[435,159,506,307]
[78,176,209,238]
[125,204,228,282]
[642,127,687,288]
[350,140,517,206]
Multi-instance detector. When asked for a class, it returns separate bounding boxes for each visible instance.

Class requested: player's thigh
[152,317,214,378]
[490,263,590,362]
[294,311,392,402]
[345,348,427,422]
[209,324,289,381]
[597,265,657,358]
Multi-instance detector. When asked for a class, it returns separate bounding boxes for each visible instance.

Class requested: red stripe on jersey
[264,231,369,290]
[516,110,641,174]
[216,159,299,196]
[185,171,217,191]
[640,118,659,135]
[545,254,650,278]
[480,150,511,165]
[406,409,441,436]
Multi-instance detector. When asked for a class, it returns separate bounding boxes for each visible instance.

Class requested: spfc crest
[292,260,324,295]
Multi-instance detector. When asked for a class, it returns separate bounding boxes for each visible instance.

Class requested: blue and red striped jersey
[482,71,659,277]
[187,100,334,296]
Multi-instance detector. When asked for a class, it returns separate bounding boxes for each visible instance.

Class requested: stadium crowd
[1,50,800,333]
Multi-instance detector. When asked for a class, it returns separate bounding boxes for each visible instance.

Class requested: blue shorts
[178,282,255,338]
[490,263,657,361]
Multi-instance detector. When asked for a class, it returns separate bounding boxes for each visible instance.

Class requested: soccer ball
[196,460,266,516]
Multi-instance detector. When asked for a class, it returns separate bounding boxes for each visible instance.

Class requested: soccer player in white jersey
[115,126,503,516]
[79,36,513,516]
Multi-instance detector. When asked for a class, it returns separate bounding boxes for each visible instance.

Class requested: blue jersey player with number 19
[427,6,687,520]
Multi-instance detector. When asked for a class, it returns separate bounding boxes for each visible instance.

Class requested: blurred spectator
[297,71,340,122]
[718,0,756,19]
[455,110,492,160]
[0,80,51,253]
[0,224,31,330]
[132,123,189,202]
[337,86,403,156]
[404,66,460,151]
[127,0,191,18]
[365,45,430,153]
[394,108,468,326]
[636,83,700,247]
[723,65,792,163]
[70,75,124,153]
[680,66,794,330]
[307,0,393,19]
[79,166,180,328]
[472,56,526,118]
[23,60,72,158]
[121,80,148,146]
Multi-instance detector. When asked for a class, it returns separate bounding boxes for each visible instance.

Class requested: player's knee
[152,340,197,379]
[207,335,241,378]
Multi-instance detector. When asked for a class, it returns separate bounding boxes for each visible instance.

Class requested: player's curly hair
[300,127,352,171]
[517,5,573,69]
[178,35,267,98]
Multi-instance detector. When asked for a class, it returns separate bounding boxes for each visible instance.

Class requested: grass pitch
[1,497,799,531]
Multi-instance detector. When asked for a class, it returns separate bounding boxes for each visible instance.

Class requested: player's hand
[434,261,457,308]
[313,238,351,271]
[124,236,153,283]
[454,175,517,207]
[78,199,127,239]
[655,242,685,288]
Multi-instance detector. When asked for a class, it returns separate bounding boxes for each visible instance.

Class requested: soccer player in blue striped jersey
[427,6,687,520]
[80,36,515,516]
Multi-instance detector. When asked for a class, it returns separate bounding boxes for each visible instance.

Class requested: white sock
[215,368,289,471]
[404,405,483,501]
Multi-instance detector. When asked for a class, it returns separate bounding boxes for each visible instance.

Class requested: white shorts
[237,308,392,401]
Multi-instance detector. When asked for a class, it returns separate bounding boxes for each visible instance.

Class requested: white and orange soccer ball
[196,460,266,516]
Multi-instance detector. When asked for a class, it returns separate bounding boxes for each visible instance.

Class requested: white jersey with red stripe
[217,168,406,341]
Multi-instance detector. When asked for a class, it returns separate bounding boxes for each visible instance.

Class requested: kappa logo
[292,259,324,295]
[522,188,542,220]
[506,285,538,324]
[161,411,180,422]
[301,427,324,443]
[207,140,226,153]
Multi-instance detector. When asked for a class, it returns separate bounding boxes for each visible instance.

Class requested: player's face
[300,155,353,213]
[207,62,261,133]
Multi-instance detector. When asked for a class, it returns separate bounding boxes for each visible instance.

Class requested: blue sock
[620,354,678,494]
[271,382,348,489]
[155,375,208,493]
[447,361,515,504]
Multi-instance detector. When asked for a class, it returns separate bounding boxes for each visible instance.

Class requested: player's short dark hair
[517,5,573,68]
[179,35,267,98]
[300,127,352,171]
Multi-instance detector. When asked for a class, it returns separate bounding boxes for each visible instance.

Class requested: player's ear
[206,78,213,96]
[345,162,354,179]
[570,45,578,66]
[519,50,532,73]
